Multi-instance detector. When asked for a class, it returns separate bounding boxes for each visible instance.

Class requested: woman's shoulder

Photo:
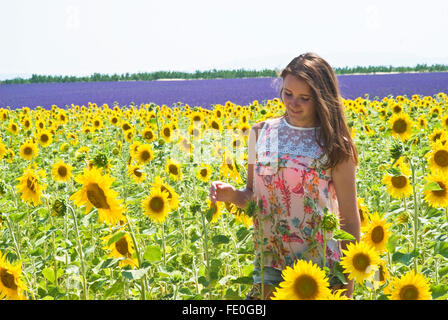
[251,117,282,131]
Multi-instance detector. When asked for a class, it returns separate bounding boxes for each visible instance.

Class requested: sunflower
[428,128,447,145]
[16,166,46,206]
[189,111,205,124]
[19,140,39,161]
[361,212,392,254]
[35,129,53,147]
[206,199,223,223]
[0,141,7,160]
[8,122,19,135]
[127,164,146,183]
[70,167,126,226]
[340,241,380,283]
[423,174,448,208]
[121,121,133,132]
[389,113,413,141]
[142,188,171,223]
[129,141,142,159]
[271,259,331,300]
[21,116,32,130]
[135,144,154,165]
[142,127,156,143]
[0,251,27,300]
[357,198,370,228]
[382,173,413,199]
[51,159,73,182]
[208,117,223,133]
[426,141,448,174]
[220,155,243,184]
[373,259,389,289]
[385,270,431,300]
[441,114,448,130]
[326,289,350,300]
[102,232,138,268]
[165,158,182,181]
[160,123,174,143]
[178,137,193,155]
[196,164,212,183]
[151,176,179,211]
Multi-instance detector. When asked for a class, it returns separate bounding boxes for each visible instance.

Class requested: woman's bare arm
[209,122,264,209]
[332,157,361,297]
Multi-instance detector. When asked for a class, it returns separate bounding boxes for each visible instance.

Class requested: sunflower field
[0,92,447,300]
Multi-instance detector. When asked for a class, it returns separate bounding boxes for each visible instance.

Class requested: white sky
[1,0,447,79]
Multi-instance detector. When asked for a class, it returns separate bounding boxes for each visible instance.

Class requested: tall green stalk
[67,204,88,300]
[409,158,420,272]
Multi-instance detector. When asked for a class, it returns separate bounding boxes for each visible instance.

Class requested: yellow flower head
[382,173,413,199]
[150,176,179,211]
[19,140,39,161]
[340,241,380,283]
[70,167,126,226]
[51,159,73,182]
[423,173,448,208]
[142,188,171,223]
[271,259,331,300]
[102,232,138,268]
[385,270,432,300]
[0,252,27,300]
[16,166,46,206]
[389,113,413,141]
[426,140,448,175]
[361,212,392,254]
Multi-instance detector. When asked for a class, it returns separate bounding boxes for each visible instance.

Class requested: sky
[1,0,448,80]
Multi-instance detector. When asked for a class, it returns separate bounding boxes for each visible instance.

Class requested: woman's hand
[209,181,236,203]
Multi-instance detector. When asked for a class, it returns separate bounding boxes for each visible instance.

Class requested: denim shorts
[253,267,283,286]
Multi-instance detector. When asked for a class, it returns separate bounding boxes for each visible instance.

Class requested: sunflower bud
[390,141,403,161]
[322,210,339,233]
[52,198,67,217]
[0,180,6,195]
[93,153,108,168]
[180,252,194,267]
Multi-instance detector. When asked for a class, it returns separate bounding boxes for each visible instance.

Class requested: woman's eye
[284,92,292,96]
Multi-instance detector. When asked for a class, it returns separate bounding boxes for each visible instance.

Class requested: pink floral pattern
[253,118,342,272]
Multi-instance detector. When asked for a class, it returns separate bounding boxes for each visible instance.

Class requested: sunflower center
[0,268,17,290]
[26,177,37,193]
[294,275,318,299]
[163,128,171,137]
[122,123,131,131]
[24,146,33,156]
[434,150,448,168]
[392,119,407,134]
[115,237,129,256]
[86,183,111,209]
[352,253,370,272]
[140,150,151,162]
[57,166,68,177]
[149,196,164,213]
[391,175,407,189]
[161,186,172,200]
[12,124,17,131]
[371,226,384,243]
[432,181,446,197]
[168,164,179,176]
[211,121,220,130]
[399,285,419,300]
[200,168,208,177]
[133,168,142,177]
[144,131,154,140]
[40,134,49,143]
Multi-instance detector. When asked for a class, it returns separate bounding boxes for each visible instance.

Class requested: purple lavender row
[1,72,447,110]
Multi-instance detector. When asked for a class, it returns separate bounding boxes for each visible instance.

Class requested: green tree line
[2,64,448,84]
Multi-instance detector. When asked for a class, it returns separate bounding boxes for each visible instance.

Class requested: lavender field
[1,72,448,109]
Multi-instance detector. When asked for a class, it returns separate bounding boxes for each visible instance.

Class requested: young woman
[209,53,361,299]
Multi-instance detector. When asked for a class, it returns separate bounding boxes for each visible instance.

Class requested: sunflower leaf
[122,267,150,280]
[106,231,126,247]
[434,241,448,258]
[332,229,356,241]
[423,181,443,192]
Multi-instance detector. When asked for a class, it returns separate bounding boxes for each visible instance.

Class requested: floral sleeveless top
[253,117,342,272]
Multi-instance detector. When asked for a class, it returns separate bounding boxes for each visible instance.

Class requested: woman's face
[281,74,318,128]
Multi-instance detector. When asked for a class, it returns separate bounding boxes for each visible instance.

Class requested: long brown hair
[279,52,358,169]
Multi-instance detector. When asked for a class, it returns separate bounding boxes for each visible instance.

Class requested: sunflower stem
[199,207,211,300]
[409,158,419,272]
[126,216,148,300]
[162,221,167,267]
[67,204,88,300]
